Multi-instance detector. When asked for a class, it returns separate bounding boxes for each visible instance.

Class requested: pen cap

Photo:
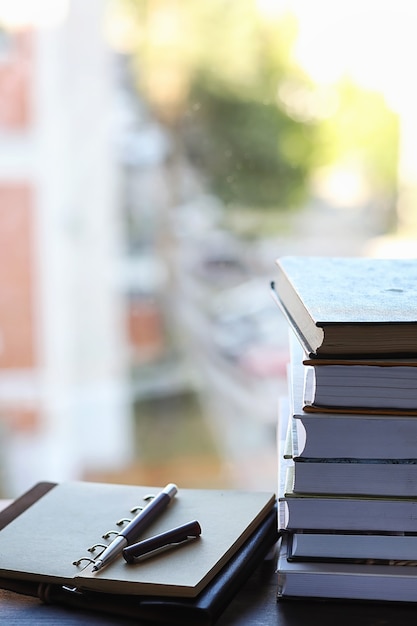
[122,520,202,563]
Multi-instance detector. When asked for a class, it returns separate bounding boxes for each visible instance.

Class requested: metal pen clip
[122,520,202,564]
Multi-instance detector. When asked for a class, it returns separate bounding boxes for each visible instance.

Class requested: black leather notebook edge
[0,481,57,532]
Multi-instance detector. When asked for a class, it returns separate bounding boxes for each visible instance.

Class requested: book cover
[287,530,417,563]
[277,534,417,603]
[280,466,417,532]
[272,256,417,358]
[291,454,417,498]
[304,363,417,414]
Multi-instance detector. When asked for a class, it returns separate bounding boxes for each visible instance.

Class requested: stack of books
[271,255,417,603]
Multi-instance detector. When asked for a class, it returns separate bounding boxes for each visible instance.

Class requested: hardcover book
[288,335,417,458]
[277,534,417,603]
[280,466,417,532]
[286,530,417,563]
[284,405,417,497]
[303,363,417,414]
[272,256,417,358]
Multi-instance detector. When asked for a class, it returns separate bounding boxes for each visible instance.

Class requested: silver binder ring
[130,493,155,513]
[116,517,132,526]
[87,543,108,554]
[102,529,119,539]
[72,557,96,567]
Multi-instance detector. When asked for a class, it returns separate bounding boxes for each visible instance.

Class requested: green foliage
[183,84,318,208]
[317,80,399,195]
[177,4,318,208]
[116,0,399,211]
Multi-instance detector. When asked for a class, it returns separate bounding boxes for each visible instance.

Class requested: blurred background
[0,0,415,497]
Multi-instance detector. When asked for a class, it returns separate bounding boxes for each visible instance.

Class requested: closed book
[288,336,417,459]
[272,256,417,358]
[303,363,417,415]
[277,534,417,603]
[281,466,417,532]
[291,455,417,498]
[284,408,417,497]
[286,530,417,563]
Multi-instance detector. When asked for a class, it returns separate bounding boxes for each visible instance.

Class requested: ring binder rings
[116,517,133,525]
[72,490,160,568]
[130,505,145,513]
[101,529,119,540]
[87,543,107,554]
[91,484,178,573]
[72,557,96,567]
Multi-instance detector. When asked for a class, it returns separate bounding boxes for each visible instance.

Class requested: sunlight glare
[286,0,417,231]
[288,0,417,113]
[0,0,68,29]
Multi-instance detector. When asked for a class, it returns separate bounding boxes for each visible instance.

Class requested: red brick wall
[127,297,165,363]
[1,405,39,433]
[0,184,36,369]
[0,30,32,130]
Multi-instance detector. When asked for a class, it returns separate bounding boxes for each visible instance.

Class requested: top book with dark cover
[272,256,417,358]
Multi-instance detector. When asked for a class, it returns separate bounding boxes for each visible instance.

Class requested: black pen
[92,483,178,572]
[123,520,202,563]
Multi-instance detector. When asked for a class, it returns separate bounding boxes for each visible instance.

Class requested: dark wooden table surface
[2,548,417,625]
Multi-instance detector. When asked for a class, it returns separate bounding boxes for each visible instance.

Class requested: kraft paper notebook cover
[0,481,277,624]
[271,256,417,358]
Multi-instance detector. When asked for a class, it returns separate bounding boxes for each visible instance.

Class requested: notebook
[0,481,276,600]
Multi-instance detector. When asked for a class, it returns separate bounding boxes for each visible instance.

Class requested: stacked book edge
[273,256,417,603]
